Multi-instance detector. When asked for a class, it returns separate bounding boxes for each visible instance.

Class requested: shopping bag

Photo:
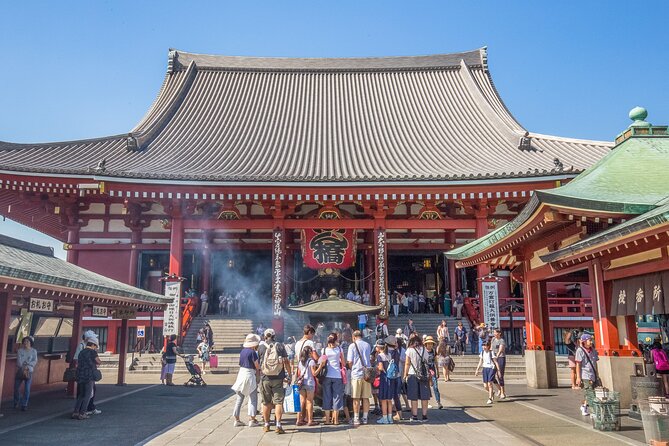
[209,354,218,368]
[282,384,301,413]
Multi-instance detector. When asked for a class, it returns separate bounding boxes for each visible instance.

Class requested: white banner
[482,280,500,329]
[163,282,181,337]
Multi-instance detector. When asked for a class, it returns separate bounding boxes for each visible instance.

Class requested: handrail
[465,295,593,321]
[180,297,197,340]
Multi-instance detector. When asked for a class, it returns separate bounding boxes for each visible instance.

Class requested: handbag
[448,357,456,372]
[63,368,77,382]
[353,341,378,383]
[93,369,103,382]
[16,365,30,380]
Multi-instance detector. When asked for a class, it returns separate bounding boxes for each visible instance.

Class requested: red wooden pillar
[523,259,544,350]
[117,318,129,386]
[129,228,142,287]
[66,301,83,396]
[0,292,12,406]
[66,226,79,265]
[539,281,554,349]
[625,315,640,351]
[169,215,184,276]
[374,225,389,318]
[589,260,621,355]
[271,224,286,337]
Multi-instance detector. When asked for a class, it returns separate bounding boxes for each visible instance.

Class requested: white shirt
[298,359,316,387]
[406,346,428,375]
[480,350,495,368]
[294,338,314,360]
[324,346,343,378]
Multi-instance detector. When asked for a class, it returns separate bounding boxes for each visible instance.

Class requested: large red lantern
[301,229,357,270]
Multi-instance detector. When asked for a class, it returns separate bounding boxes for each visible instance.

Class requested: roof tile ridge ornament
[480,46,489,72]
[131,60,199,151]
[167,48,177,74]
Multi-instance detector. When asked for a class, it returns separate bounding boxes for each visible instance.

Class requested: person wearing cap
[575,333,599,416]
[72,335,100,420]
[14,336,37,411]
[258,328,291,434]
[231,334,261,428]
[424,336,443,410]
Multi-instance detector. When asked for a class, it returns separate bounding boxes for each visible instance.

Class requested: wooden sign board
[29,297,54,313]
[112,308,137,320]
[92,306,108,317]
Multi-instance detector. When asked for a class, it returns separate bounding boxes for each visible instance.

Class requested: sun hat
[83,330,96,341]
[243,334,260,348]
[375,339,386,347]
[264,328,276,338]
[88,335,99,346]
[396,328,403,334]
[424,336,436,345]
[384,335,397,346]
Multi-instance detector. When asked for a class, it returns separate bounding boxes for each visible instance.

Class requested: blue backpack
[386,350,400,379]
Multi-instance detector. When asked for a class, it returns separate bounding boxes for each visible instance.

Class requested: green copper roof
[536,136,669,214]
[541,202,669,263]
[288,296,382,315]
[447,109,669,263]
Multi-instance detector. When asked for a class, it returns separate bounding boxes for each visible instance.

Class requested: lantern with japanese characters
[301,229,357,271]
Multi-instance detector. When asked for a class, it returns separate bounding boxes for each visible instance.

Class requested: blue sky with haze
[1,1,668,258]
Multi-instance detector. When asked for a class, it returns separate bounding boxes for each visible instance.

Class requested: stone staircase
[385,314,472,340]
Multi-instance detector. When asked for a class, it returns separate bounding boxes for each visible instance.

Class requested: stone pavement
[143,377,645,446]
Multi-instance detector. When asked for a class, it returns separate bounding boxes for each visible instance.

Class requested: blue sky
[1,1,668,259]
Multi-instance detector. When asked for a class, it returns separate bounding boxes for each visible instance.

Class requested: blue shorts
[482,367,496,383]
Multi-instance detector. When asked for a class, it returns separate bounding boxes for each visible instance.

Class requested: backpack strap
[578,346,599,382]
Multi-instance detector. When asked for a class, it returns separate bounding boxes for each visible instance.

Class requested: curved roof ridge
[170,48,487,72]
[529,132,613,146]
[0,133,127,150]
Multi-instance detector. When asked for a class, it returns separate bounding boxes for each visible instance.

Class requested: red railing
[180,297,197,340]
[465,296,593,324]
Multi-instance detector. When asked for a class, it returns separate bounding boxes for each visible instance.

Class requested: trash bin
[587,388,621,431]
[640,396,669,444]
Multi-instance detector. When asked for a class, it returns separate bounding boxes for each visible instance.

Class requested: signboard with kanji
[113,308,137,320]
[301,229,356,270]
[163,281,181,336]
[137,325,146,338]
[29,297,54,313]
[482,280,500,329]
[92,306,108,317]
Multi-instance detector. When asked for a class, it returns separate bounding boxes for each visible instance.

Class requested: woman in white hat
[72,335,100,420]
[231,334,261,427]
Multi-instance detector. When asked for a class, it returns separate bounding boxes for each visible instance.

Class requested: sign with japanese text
[137,325,146,338]
[29,297,54,313]
[113,308,137,320]
[375,229,388,319]
[92,306,108,317]
[482,280,500,329]
[163,281,181,336]
[301,229,356,270]
[272,229,285,317]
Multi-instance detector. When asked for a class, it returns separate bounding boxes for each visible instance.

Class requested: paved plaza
[0,372,647,446]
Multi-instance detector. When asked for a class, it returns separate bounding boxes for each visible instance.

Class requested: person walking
[232,334,261,427]
[470,326,479,355]
[203,322,215,351]
[162,334,179,386]
[393,294,400,317]
[321,332,345,425]
[443,291,452,317]
[375,319,389,341]
[475,341,496,404]
[197,337,210,375]
[403,334,431,422]
[73,330,102,415]
[347,330,372,426]
[296,345,320,426]
[375,339,397,424]
[575,333,599,416]
[436,339,453,382]
[491,329,507,399]
[72,335,100,419]
[199,291,209,317]
[436,320,450,343]
[453,291,464,319]
[454,322,467,356]
[404,319,416,336]
[564,330,579,389]
[357,313,368,332]
[424,336,443,409]
[651,337,669,396]
[258,328,291,434]
[14,336,37,412]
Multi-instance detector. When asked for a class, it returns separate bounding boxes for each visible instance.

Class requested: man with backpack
[258,328,291,434]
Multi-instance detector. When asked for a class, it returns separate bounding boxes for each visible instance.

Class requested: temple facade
[0,48,611,349]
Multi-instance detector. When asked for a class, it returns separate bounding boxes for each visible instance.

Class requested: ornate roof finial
[628,106,650,128]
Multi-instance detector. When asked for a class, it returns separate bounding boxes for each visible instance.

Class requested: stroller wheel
[202,382,207,387]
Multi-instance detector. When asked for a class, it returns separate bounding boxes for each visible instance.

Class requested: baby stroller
[181,354,207,387]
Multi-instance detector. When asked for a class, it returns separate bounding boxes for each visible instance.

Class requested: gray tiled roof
[0,235,169,308]
[0,48,612,183]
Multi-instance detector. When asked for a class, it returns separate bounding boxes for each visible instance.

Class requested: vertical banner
[163,281,181,337]
[482,279,500,329]
[375,229,388,319]
[272,228,285,317]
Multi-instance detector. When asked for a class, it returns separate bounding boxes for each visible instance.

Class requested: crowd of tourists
[228,321,511,433]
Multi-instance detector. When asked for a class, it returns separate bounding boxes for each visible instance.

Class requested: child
[437,340,452,382]
[296,345,320,426]
[475,341,496,404]
[196,337,210,375]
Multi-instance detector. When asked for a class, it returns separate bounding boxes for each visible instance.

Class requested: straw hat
[424,336,436,345]
[243,334,260,348]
